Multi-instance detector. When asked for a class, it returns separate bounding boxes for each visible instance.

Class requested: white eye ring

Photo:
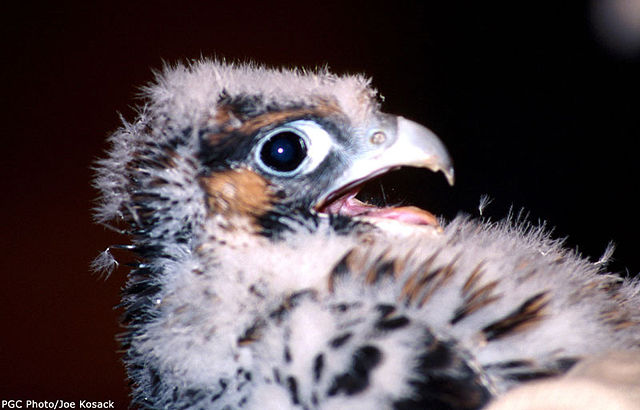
[254,120,333,176]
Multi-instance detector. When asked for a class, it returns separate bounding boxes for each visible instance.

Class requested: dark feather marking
[520,267,541,282]
[286,289,317,306]
[328,249,355,292]
[330,301,362,313]
[327,345,382,396]
[127,134,189,185]
[257,210,297,239]
[199,129,257,171]
[248,284,266,299]
[119,266,163,329]
[236,104,343,137]
[417,255,460,307]
[210,379,228,403]
[392,247,415,276]
[129,151,177,171]
[258,207,320,240]
[393,332,491,410]
[450,280,501,325]
[148,366,163,398]
[400,252,439,304]
[375,316,410,331]
[555,357,579,372]
[237,320,264,346]
[268,289,317,323]
[485,357,578,384]
[216,91,266,116]
[613,319,637,330]
[218,92,345,131]
[313,353,325,382]
[451,263,504,325]
[328,212,364,235]
[482,292,550,341]
[330,332,353,348]
[375,303,396,318]
[148,177,171,188]
[122,279,161,298]
[182,388,207,404]
[461,262,486,296]
[599,303,637,330]
[504,370,558,382]
[365,256,396,285]
[484,359,535,370]
[286,376,300,405]
[130,191,164,202]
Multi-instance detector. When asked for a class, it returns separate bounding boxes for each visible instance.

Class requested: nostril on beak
[370,131,387,145]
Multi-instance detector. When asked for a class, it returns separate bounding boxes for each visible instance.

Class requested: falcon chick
[94,60,640,409]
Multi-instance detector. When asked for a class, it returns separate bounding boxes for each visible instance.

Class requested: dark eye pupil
[260,131,307,172]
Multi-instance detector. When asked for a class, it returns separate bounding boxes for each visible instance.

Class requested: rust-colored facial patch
[200,168,274,221]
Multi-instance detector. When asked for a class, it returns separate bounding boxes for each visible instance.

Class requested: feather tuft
[91,247,120,279]
[595,241,616,268]
[478,194,493,216]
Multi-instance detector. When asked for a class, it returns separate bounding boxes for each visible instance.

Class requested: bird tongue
[323,188,438,226]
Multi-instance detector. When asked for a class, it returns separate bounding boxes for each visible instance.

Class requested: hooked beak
[315,116,454,223]
[314,116,454,227]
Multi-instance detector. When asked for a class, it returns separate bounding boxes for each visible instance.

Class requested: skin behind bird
[94,60,640,409]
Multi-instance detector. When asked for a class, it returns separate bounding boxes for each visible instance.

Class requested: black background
[1,1,638,405]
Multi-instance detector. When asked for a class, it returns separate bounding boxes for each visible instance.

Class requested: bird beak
[316,116,454,214]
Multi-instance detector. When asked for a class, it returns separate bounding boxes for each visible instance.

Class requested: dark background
[2,1,638,406]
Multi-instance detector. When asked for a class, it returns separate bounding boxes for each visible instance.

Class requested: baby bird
[94,60,640,409]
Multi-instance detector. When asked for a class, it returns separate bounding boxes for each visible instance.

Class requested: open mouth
[315,167,450,227]
[312,116,454,228]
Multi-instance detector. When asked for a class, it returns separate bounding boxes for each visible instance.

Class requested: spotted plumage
[94,60,640,409]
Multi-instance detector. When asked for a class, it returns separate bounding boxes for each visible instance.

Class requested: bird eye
[258,129,308,174]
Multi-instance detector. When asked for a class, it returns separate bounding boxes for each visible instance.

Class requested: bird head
[94,59,453,281]
[199,97,453,235]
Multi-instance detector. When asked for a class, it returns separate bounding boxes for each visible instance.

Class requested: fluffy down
[94,60,640,409]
